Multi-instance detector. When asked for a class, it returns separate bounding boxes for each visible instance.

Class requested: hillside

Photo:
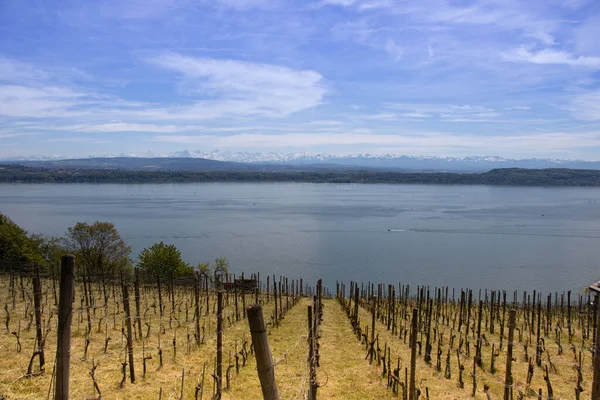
[1,164,600,186]
[14,157,364,173]
[0,268,594,400]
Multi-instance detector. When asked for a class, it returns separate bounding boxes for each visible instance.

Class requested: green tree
[31,235,67,266]
[213,257,229,284]
[0,213,43,264]
[138,241,192,316]
[137,241,192,280]
[65,221,131,302]
[196,262,211,277]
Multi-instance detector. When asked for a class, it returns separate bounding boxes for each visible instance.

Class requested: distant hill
[2,165,600,186]
[93,150,600,172]
[16,157,254,171]
[7,152,600,172]
[15,157,365,172]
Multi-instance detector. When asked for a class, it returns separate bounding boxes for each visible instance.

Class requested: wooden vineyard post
[247,305,279,400]
[195,273,202,346]
[32,263,45,372]
[370,297,376,364]
[504,309,516,400]
[55,255,75,400]
[308,305,317,400]
[205,274,209,316]
[409,308,418,400]
[122,282,135,383]
[51,261,58,306]
[274,283,278,325]
[475,300,483,367]
[535,300,542,367]
[216,291,223,399]
[157,275,163,318]
[568,291,572,342]
[354,286,360,324]
[134,268,143,340]
[593,291,600,399]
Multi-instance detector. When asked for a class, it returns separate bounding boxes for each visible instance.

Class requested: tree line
[1,164,600,186]
[0,212,228,284]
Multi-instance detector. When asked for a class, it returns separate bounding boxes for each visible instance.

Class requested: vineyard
[0,256,598,400]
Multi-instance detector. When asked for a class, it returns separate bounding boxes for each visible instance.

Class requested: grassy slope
[318,299,393,399]
[352,297,591,400]
[0,278,593,399]
[225,297,310,400]
[0,280,280,400]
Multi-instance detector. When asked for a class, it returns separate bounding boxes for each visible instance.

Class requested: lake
[1,183,599,294]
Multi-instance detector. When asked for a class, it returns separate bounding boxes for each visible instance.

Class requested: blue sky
[1,0,600,159]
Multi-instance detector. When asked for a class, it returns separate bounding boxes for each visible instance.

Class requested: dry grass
[350,294,593,399]
[0,277,288,399]
[0,275,595,400]
[318,299,393,399]
[224,297,311,400]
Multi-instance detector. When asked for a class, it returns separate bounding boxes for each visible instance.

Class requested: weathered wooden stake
[247,304,279,400]
[409,308,418,400]
[593,292,600,399]
[216,291,223,399]
[475,300,483,367]
[370,297,376,364]
[122,282,135,383]
[194,273,202,347]
[55,255,75,400]
[32,263,45,371]
[134,268,143,340]
[504,309,516,400]
[308,305,317,400]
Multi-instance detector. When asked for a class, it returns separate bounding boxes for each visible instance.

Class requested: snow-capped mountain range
[2,150,600,172]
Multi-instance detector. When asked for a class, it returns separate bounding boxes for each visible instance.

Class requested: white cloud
[330,19,380,45]
[61,123,193,133]
[321,0,358,6]
[330,19,394,58]
[357,0,393,10]
[147,52,327,118]
[0,54,328,124]
[0,132,37,139]
[0,58,49,82]
[527,31,556,46]
[322,0,392,9]
[386,103,500,121]
[44,137,112,144]
[0,85,87,118]
[363,113,398,121]
[0,83,149,119]
[150,130,600,156]
[573,14,600,55]
[2,2,600,160]
[502,47,600,68]
[307,120,345,126]
[384,39,404,61]
[210,0,276,10]
[568,90,600,121]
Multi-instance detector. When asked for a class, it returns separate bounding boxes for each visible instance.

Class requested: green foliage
[65,221,131,277]
[138,241,192,280]
[30,234,67,266]
[213,257,229,283]
[196,262,211,277]
[0,213,43,264]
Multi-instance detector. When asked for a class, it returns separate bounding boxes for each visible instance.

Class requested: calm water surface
[1,183,599,293]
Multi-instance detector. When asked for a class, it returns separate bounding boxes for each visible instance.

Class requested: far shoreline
[2,164,600,187]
